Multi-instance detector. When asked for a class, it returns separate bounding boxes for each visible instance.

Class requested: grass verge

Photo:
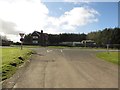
[96,52,119,65]
[1,47,33,80]
[11,45,41,48]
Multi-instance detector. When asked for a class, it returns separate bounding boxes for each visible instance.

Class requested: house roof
[31,31,41,36]
[31,30,48,38]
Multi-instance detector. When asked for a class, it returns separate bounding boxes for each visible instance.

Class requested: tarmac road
[3,48,118,88]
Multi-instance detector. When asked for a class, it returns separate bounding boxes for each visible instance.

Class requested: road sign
[20,38,24,42]
[19,33,24,38]
[19,33,25,50]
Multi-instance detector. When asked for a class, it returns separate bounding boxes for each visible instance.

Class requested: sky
[0,0,119,42]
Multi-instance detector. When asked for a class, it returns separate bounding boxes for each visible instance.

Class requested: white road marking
[8,82,14,84]
[47,50,49,53]
[47,50,53,53]
[13,84,17,88]
[61,50,63,52]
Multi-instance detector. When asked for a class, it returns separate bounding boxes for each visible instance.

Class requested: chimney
[41,30,43,34]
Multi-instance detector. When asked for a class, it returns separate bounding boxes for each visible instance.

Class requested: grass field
[96,52,119,65]
[1,47,33,80]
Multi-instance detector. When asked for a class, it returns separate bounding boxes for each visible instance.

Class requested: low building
[72,42,82,46]
[60,42,82,46]
[81,40,96,47]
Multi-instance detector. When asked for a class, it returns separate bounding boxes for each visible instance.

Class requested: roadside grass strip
[11,45,41,48]
[96,52,119,65]
[1,47,33,80]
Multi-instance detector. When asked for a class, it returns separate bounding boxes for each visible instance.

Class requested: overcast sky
[0,0,119,42]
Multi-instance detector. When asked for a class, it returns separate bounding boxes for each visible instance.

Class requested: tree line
[47,33,87,45]
[87,27,120,48]
[1,27,119,48]
[23,27,120,48]
[0,35,13,46]
[23,33,87,46]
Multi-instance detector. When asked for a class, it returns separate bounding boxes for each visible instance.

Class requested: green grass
[96,52,119,65]
[48,46,118,50]
[1,47,33,80]
[11,45,41,48]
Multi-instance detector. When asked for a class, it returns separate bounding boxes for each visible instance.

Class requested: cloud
[0,0,99,41]
[0,19,20,35]
[60,7,99,26]
[0,0,49,33]
[45,7,99,33]
[0,0,49,41]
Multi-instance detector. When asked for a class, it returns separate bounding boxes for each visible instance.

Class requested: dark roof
[31,31,41,36]
[31,31,48,36]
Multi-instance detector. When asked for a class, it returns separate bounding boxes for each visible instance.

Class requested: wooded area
[24,27,120,48]
[1,27,120,48]
[87,27,120,45]
[87,27,120,48]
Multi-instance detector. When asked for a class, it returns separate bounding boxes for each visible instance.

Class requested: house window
[33,40,38,44]
[33,36,38,39]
